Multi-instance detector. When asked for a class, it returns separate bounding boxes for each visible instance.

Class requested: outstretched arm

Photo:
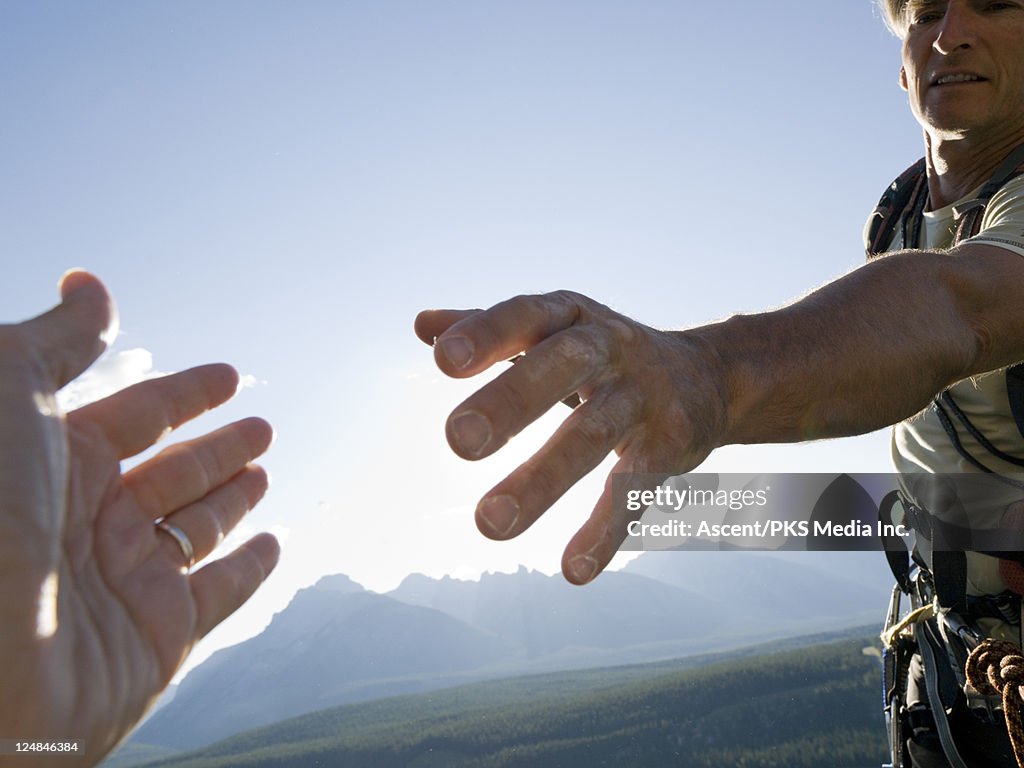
[416,242,1024,584]
[0,271,279,766]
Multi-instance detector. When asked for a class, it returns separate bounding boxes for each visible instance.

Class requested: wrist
[664,327,733,451]
[679,314,774,447]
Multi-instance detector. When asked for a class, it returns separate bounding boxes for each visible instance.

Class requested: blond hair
[878,0,910,36]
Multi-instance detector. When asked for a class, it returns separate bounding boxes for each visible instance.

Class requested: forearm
[691,246,1020,446]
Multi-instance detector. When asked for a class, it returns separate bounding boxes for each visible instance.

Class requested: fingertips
[427,294,586,379]
[124,416,275,519]
[560,485,621,586]
[559,452,674,585]
[243,532,282,577]
[236,415,275,458]
[435,334,477,374]
[73,364,252,460]
[158,362,242,427]
[23,269,118,389]
[59,270,118,347]
[563,553,602,586]
[446,409,498,459]
[190,533,280,639]
[58,268,118,346]
[414,309,481,346]
[561,526,613,586]
[476,494,522,539]
[198,362,243,408]
[240,463,272,503]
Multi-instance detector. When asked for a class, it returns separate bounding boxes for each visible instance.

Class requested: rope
[965,639,1024,767]
[881,603,936,649]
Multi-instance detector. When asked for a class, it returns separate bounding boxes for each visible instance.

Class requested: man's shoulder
[984,172,1024,212]
[971,173,1024,258]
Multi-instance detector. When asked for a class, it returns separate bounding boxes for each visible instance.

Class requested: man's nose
[933,3,979,55]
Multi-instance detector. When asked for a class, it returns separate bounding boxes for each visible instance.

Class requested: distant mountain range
[112,550,895,761]
[129,574,514,752]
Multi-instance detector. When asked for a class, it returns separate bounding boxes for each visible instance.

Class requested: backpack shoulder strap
[865,157,928,259]
[865,144,1024,258]
[951,142,1024,243]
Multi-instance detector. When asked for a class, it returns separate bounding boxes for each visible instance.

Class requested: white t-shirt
[884,173,1024,597]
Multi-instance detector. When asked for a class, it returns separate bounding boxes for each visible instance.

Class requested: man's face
[900,0,1024,142]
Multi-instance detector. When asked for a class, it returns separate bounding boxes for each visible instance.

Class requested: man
[418,1,1024,765]
[0,271,279,766]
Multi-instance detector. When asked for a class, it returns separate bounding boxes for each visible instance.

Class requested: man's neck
[925,130,1024,209]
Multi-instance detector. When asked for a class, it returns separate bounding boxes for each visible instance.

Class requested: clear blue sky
[1,2,923,674]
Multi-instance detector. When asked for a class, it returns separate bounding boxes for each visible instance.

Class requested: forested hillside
[136,635,886,768]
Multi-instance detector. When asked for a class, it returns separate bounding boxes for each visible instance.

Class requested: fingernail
[567,555,598,584]
[439,336,474,370]
[478,495,520,537]
[449,411,491,457]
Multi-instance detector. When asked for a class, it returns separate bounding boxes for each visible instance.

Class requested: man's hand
[0,271,279,766]
[416,291,728,585]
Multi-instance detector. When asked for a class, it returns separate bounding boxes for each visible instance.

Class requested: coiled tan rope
[965,639,1024,768]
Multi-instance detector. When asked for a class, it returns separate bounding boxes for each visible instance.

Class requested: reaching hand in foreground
[0,271,279,766]
[416,291,728,586]
[418,247,1024,585]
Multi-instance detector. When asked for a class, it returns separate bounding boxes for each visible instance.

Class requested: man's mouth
[932,73,986,86]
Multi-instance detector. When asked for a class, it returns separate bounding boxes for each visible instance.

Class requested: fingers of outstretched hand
[414,309,481,346]
[561,434,712,585]
[125,417,274,520]
[561,494,621,585]
[16,270,117,389]
[190,533,279,639]
[155,465,269,567]
[559,453,668,585]
[445,322,614,460]
[71,364,242,459]
[423,292,586,378]
[475,389,638,539]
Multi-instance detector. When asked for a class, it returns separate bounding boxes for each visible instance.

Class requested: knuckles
[546,288,589,309]
[439,288,722,467]
[572,403,623,456]
[546,326,608,376]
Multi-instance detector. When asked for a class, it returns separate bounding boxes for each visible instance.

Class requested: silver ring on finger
[155,519,196,571]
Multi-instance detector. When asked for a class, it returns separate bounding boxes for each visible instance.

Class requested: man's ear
[899,65,909,92]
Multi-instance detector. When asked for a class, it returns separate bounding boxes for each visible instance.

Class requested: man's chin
[919,100,994,137]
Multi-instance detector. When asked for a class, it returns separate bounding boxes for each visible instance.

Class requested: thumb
[21,269,119,390]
